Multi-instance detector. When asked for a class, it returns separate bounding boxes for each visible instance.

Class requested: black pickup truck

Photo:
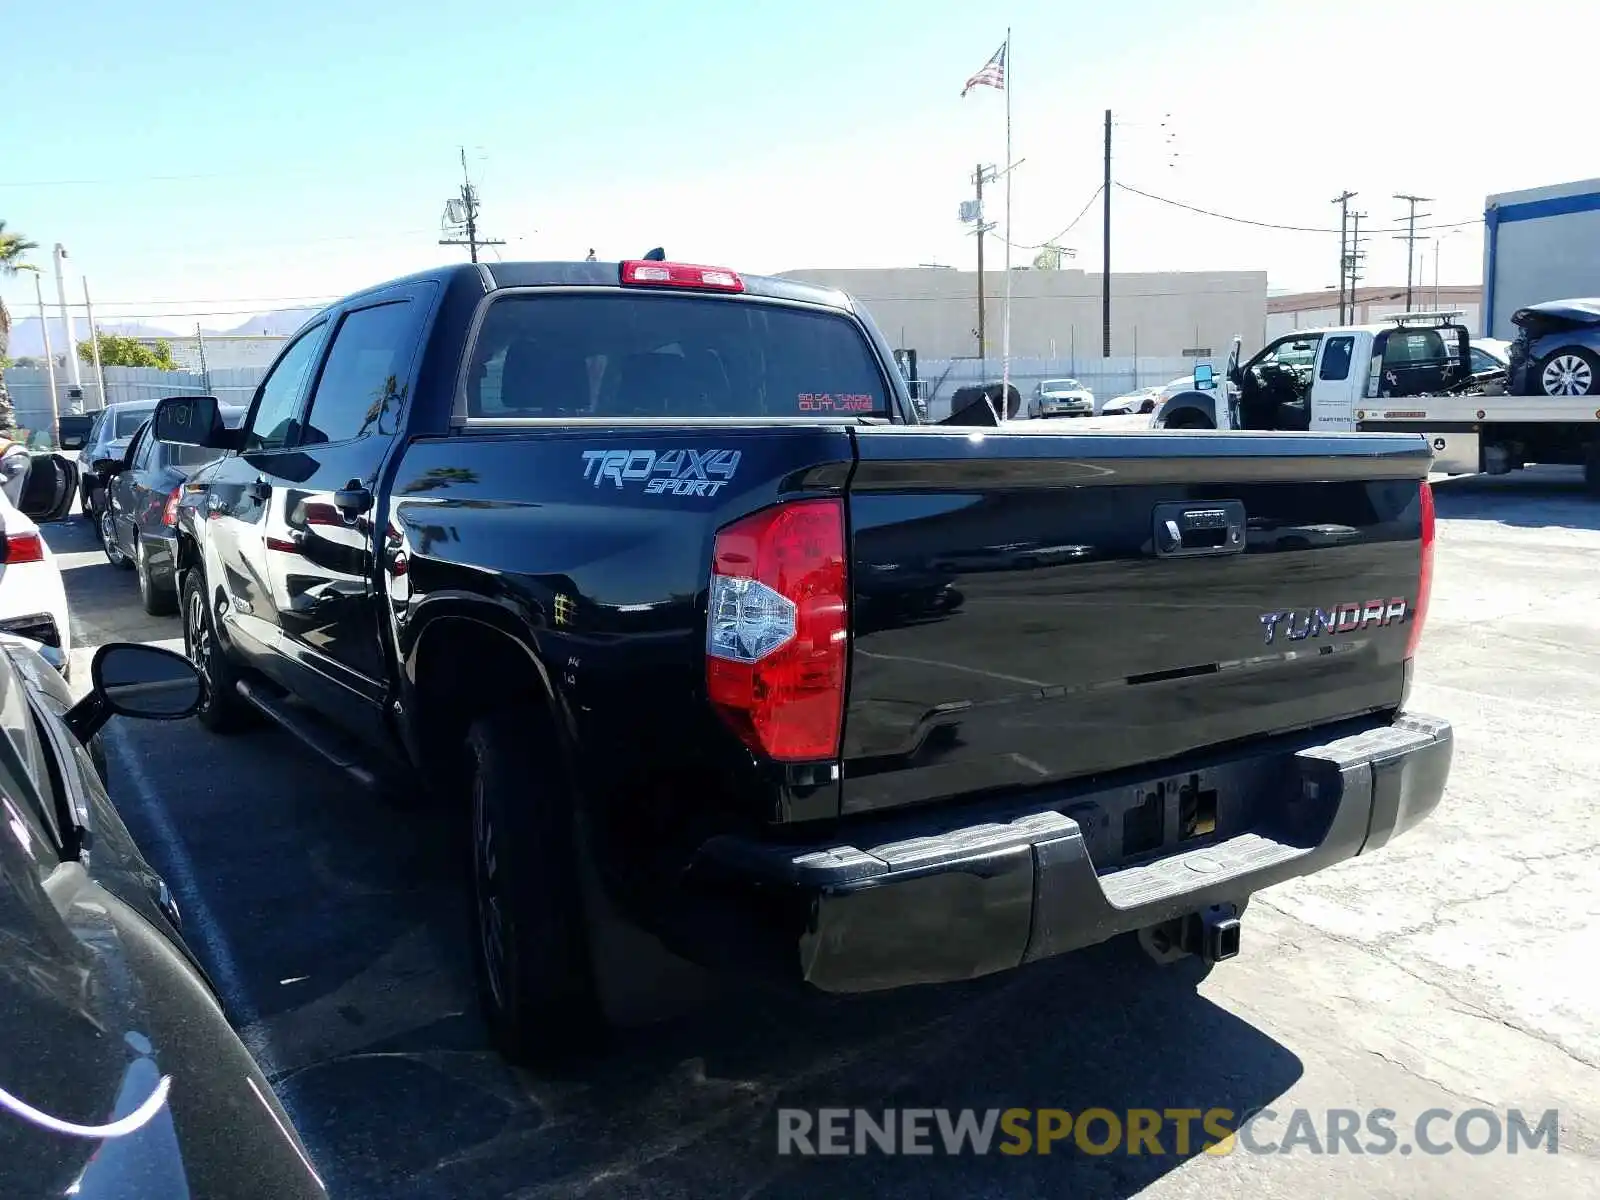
[150,258,1452,1064]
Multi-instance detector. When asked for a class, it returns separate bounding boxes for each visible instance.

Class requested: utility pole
[969,162,998,361]
[1347,210,1368,319]
[1392,194,1432,311]
[439,147,505,264]
[1101,108,1112,358]
[1331,191,1355,324]
[82,277,107,412]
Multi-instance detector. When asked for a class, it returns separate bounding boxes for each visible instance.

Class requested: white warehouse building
[1483,176,1600,338]
[777,266,1269,362]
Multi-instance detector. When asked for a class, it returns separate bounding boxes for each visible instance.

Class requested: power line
[999,184,1104,250]
[1393,193,1433,311]
[1114,182,1479,235]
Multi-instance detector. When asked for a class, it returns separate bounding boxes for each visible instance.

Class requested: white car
[0,489,71,677]
[1100,385,1163,415]
[1029,378,1095,418]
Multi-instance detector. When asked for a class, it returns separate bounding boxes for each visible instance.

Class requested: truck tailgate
[842,428,1433,814]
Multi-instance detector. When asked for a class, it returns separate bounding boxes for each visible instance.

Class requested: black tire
[467,708,603,1066]
[99,508,133,570]
[180,569,252,732]
[1536,346,1600,397]
[81,485,101,523]
[135,538,177,616]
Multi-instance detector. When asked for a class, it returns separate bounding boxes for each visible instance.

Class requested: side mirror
[1193,363,1216,390]
[153,395,231,449]
[17,453,78,523]
[64,643,203,742]
[92,456,126,475]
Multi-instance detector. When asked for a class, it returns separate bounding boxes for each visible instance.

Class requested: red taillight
[1,533,44,565]
[162,487,182,527]
[1406,480,1435,659]
[706,499,848,761]
[620,260,745,293]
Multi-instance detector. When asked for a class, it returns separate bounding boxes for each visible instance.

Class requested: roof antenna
[642,247,666,261]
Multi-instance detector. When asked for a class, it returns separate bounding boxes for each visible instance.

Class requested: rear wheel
[1584,443,1600,498]
[1538,347,1600,397]
[181,570,251,732]
[99,509,132,570]
[135,538,177,616]
[468,708,604,1066]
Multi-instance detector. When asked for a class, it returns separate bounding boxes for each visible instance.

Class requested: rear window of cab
[462,293,889,420]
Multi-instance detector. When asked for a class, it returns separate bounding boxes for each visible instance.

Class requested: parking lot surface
[48,467,1600,1199]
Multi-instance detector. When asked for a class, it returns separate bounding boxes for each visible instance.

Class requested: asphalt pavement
[45,467,1600,1199]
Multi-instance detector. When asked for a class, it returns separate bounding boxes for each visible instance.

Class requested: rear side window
[301,301,418,444]
[463,293,888,419]
[1319,336,1354,381]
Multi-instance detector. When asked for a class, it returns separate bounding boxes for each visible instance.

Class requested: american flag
[961,41,1007,97]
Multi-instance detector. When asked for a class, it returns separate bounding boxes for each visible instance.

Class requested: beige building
[777,266,1269,360]
[1266,284,1483,341]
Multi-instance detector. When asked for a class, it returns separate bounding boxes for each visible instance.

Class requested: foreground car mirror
[153,395,235,449]
[65,643,203,742]
[92,456,126,475]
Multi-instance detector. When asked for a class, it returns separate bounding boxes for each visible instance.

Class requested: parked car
[95,407,245,614]
[1505,298,1600,396]
[0,451,79,671]
[1101,385,1162,414]
[78,400,158,520]
[0,634,327,1200]
[1470,337,1512,374]
[1028,378,1094,418]
[151,256,1451,1069]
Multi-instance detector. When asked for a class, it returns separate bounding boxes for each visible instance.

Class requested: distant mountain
[214,308,321,337]
[5,315,177,360]
[4,307,323,359]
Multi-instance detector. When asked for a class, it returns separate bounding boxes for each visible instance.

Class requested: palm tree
[0,221,40,434]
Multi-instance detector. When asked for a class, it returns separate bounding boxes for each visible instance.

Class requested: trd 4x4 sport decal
[580,448,742,497]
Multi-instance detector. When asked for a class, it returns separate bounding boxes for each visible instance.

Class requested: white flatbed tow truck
[1156,312,1600,493]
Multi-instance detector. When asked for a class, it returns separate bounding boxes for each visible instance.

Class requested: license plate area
[1061,757,1299,873]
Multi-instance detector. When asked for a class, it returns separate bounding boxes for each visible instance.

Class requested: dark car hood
[1511,297,1600,328]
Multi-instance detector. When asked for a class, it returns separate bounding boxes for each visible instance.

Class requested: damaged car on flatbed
[148,256,1452,1064]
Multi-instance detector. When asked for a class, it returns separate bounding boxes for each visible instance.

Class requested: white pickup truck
[1156,312,1600,494]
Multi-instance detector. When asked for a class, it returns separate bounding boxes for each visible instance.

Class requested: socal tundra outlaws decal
[1259,599,1411,646]
[580,447,742,497]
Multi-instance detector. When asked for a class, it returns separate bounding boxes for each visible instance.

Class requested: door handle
[1151,500,1247,558]
[334,482,373,517]
[246,478,271,503]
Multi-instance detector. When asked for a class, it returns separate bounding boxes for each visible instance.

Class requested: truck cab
[1158,313,1478,435]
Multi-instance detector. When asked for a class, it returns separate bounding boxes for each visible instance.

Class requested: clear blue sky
[3,0,1592,333]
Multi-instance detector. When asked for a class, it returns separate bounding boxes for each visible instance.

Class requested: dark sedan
[96,407,245,615]
[0,634,326,1199]
[78,401,159,520]
[1505,297,1600,397]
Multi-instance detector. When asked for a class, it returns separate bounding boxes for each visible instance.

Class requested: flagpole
[1001,28,1013,421]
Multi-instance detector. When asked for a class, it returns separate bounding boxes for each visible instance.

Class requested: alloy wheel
[99,510,125,565]
[184,586,214,698]
[1542,354,1594,397]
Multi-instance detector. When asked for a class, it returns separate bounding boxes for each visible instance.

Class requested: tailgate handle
[1152,500,1246,558]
